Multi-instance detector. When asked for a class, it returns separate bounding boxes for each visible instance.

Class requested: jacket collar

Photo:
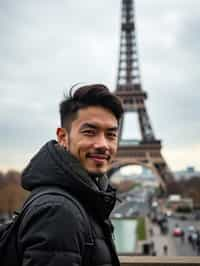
[22,140,117,221]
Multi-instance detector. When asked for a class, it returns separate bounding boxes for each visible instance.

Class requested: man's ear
[56,127,69,149]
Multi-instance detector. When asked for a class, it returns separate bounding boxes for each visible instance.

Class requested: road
[168,217,200,256]
[113,198,149,218]
[112,189,151,218]
[149,216,200,256]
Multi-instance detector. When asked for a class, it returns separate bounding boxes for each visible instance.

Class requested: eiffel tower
[112,0,174,190]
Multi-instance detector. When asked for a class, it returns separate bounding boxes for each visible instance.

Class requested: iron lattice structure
[112,0,174,190]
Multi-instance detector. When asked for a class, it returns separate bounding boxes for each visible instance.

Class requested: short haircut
[59,83,124,130]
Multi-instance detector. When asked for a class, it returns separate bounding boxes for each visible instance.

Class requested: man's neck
[90,174,109,191]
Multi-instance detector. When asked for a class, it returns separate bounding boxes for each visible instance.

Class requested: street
[111,187,200,256]
[149,216,200,256]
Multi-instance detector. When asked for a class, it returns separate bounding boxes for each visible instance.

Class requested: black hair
[59,83,123,130]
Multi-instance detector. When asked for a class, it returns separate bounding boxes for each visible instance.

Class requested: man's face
[57,106,119,175]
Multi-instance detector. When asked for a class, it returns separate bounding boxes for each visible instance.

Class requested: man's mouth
[87,153,110,163]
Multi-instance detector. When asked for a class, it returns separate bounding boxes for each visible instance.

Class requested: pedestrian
[149,227,154,236]
[188,233,192,244]
[191,231,198,249]
[152,250,157,256]
[196,231,200,255]
[17,84,124,265]
[150,241,155,252]
[163,244,168,255]
[181,230,185,243]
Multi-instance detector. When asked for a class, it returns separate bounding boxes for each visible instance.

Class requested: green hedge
[137,217,146,241]
[176,206,192,213]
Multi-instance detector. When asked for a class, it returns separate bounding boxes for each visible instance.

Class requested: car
[165,210,172,217]
[172,226,183,237]
[112,212,122,218]
[187,225,195,232]
[126,196,133,202]
[193,211,200,220]
[125,207,139,218]
[179,215,188,220]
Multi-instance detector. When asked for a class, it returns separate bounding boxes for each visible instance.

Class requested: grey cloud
[132,1,200,154]
[0,0,199,171]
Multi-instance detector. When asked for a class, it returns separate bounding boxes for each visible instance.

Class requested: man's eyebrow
[107,126,119,132]
[80,123,118,131]
[80,123,97,130]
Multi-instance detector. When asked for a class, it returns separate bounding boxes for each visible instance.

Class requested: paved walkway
[148,223,177,256]
[136,217,176,255]
[137,217,199,256]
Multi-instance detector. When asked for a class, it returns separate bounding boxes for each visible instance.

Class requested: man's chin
[87,170,106,178]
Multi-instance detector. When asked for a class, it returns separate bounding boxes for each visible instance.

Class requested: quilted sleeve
[18,200,86,266]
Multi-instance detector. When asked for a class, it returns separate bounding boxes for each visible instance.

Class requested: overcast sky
[0,0,199,173]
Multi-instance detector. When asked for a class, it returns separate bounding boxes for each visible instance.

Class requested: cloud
[163,143,200,171]
[0,0,199,172]
[134,0,200,155]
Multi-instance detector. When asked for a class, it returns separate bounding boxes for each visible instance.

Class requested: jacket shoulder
[18,194,88,254]
[22,192,87,227]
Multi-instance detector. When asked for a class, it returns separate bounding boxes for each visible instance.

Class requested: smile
[87,154,110,163]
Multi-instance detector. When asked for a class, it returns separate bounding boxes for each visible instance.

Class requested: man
[19,84,123,266]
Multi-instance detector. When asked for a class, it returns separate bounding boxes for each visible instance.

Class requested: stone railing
[119,256,200,266]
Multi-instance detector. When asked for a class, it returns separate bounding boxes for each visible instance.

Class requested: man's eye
[107,133,117,139]
[83,130,95,135]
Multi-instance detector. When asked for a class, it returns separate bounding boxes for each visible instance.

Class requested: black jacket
[19,140,120,266]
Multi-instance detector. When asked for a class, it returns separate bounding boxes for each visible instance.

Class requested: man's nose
[93,134,109,150]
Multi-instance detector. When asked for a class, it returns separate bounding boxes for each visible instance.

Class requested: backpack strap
[22,187,94,266]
